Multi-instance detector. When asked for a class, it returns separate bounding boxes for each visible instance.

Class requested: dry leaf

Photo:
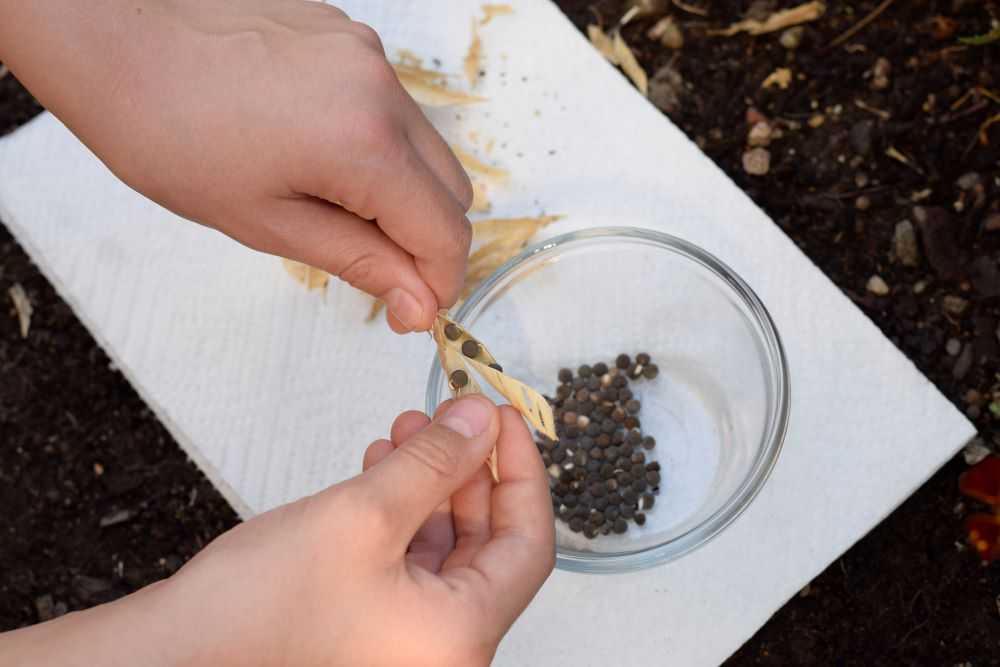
[587,24,618,63]
[282,258,330,290]
[432,314,557,480]
[471,215,561,241]
[761,67,792,89]
[480,4,513,25]
[452,145,509,182]
[470,181,492,213]
[394,65,487,107]
[612,32,648,95]
[8,283,32,339]
[710,1,825,36]
[464,21,482,86]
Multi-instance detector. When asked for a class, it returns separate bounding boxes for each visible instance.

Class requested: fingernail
[440,397,493,438]
[384,288,424,331]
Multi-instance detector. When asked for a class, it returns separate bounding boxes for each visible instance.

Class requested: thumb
[355,396,499,550]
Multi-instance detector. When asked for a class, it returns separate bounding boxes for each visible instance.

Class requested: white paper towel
[0,1,975,664]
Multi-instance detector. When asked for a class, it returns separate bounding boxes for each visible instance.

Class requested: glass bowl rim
[425,226,790,573]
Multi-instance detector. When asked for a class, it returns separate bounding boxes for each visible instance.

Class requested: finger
[244,196,438,332]
[391,410,431,444]
[431,398,455,421]
[363,439,395,471]
[440,463,493,571]
[390,411,457,572]
[403,112,474,211]
[443,406,554,631]
[350,396,499,552]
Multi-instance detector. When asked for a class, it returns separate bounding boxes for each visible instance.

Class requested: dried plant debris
[587,25,648,96]
[959,456,1000,562]
[464,215,562,299]
[480,4,514,25]
[393,63,486,107]
[452,145,510,183]
[761,67,792,90]
[960,24,1000,46]
[8,282,32,339]
[432,313,557,481]
[710,1,825,37]
[282,258,330,290]
[464,21,482,86]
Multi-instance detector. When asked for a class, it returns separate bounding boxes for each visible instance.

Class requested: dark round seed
[613,518,628,534]
[600,524,612,536]
[600,464,615,479]
[646,461,661,472]
[564,493,578,507]
[586,377,601,391]
[621,505,635,519]
[556,385,572,400]
[618,388,633,402]
[562,411,578,426]
[615,354,631,369]
[563,398,578,411]
[578,401,595,416]
[642,436,656,451]
[635,512,647,526]
[624,416,640,430]
[590,482,607,497]
[611,408,625,423]
[632,478,647,493]
[621,444,634,457]
[616,471,632,485]
[641,493,656,510]
[612,457,627,470]
[489,362,503,373]
[555,483,570,495]
[636,353,651,366]
[461,339,480,358]
[601,420,617,435]
[598,402,614,416]
[631,464,646,478]
[593,362,609,376]
[606,478,619,492]
[604,506,619,521]
[587,460,601,473]
[449,369,469,389]
[625,399,641,415]
[586,422,601,436]
[574,388,588,402]
[583,525,598,539]
[579,491,593,504]
[580,436,595,449]
[596,434,611,447]
[551,447,566,463]
[628,364,642,379]
[589,447,604,460]
[565,425,581,438]
[646,471,661,485]
[578,364,593,378]
[574,451,588,466]
[623,489,638,504]
[600,388,616,401]
[595,496,609,510]
[444,323,462,340]
[643,364,659,379]
[631,451,646,464]
[558,368,573,383]
[569,517,584,532]
[572,377,586,389]
[613,375,627,388]
[541,452,552,466]
[574,467,588,481]
[605,446,619,460]
[574,505,589,518]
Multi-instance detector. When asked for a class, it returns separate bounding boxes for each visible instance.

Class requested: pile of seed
[536,353,661,539]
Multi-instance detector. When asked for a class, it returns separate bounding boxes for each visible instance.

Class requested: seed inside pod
[489,362,503,372]
[444,323,462,340]
[449,369,469,389]
[461,339,480,358]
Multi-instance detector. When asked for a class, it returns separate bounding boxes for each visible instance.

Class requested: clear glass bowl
[426,227,789,573]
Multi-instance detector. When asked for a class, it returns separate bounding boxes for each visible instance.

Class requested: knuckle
[400,426,462,479]
[349,21,385,53]
[336,251,380,289]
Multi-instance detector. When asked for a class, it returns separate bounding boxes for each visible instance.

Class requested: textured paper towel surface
[0,1,975,664]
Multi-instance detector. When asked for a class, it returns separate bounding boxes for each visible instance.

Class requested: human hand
[0,0,473,333]
[162,395,554,666]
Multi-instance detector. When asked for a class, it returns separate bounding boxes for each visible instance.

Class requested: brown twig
[827,0,896,49]
[854,98,891,121]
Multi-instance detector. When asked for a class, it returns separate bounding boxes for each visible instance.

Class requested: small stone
[855,195,871,211]
[963,439,991,466]
[891,220,919,267]
[946,338,962,356]
[748,121,772,147]
[855,172,870,188]
[648,64,684,114]
[779,26,803,49]
[913,280,928,295]
[871,57,891,90]
[953,343,974,380]
[942,295,969,316]
[866,275,890,296]
[849,120,874,156]
[914,206,963,280]
[742,147,771,176]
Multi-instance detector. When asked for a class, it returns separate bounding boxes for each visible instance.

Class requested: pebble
[748,121,772,147]
[866,275,890,296]
[953,343,974,380]
[913,206,963,279]
[892,220,920,267]
[742,147,771,176]
[648,64,684,114]
[871,57,891,90]
[849,120,875,156]
[855,195,871,211]
[779,26,804,49]
[942,295,969,316]
[963,439,992,466]
[946,338,962,356]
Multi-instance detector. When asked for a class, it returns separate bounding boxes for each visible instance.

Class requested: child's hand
[1,396,555,666]
[0,0,473,333]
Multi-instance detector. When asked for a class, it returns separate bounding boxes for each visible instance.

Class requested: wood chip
[394,64,487,106]
[8,283,32,339]
[761,67,792,89]
[432,313,557,480]
[464,21,482,86]
[281,258,330,290]
[710,1,825,37]
[480,4,514,25]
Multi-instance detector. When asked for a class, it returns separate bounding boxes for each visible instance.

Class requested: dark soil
[3,1,1000,662]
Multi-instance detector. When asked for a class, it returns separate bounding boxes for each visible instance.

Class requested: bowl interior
[427,228,786,571]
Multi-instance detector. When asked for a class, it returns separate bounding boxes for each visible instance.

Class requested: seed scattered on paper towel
[8,283,32,339]
[281,258,330,290]
[433,313,556,481]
